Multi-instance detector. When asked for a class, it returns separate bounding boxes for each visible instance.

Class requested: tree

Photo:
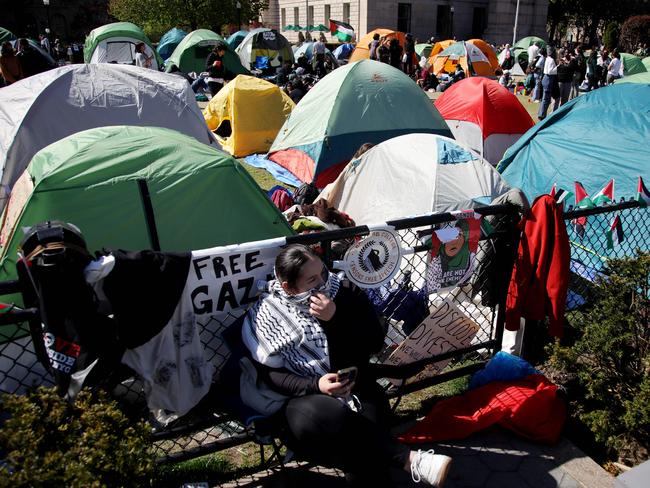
[109,0,269,39]
[619,15,650,52]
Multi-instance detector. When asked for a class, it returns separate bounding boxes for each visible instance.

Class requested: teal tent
[84,22,163,69]
[165,29,249,75]
[157,27,187,60]
[0,126,294,288]
[619,53,647,76]
[498,84,650,202]
[0,27,16,44]
[227,30,248,50]
[268,59,452,187]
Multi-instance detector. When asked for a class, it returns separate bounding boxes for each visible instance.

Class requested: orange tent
[431,41,495,77]
[349,28,406,62]
[468,39,500,70]
[427,39,454,63]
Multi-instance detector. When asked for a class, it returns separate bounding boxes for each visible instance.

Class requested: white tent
[318,134,511,225]
[0,64,219,208]
[89,36,159,69]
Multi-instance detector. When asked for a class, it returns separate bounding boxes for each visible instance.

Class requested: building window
[436,5,451,39]
[343,3,350,24]
[472,7,487,38]
[294,7,299,26]
[308,5,314,26]
[281,8,286,28]
[397,3,411,33]
[324,4,331,24]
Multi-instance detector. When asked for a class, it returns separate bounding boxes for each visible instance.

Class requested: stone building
[261,0,549,45]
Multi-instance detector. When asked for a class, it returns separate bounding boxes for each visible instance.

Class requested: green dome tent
[0,27,16,44]
[619,53,647,76]
[616,71,650,84]
[84,22,163,69]
[513,36,546,50]
[165,29,249,76]
[643,56,650,71]
[0,126,293,287]
[268,59,452,187]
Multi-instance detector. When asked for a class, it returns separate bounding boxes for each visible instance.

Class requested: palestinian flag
[606,213,624,249]
[635,176,650,207]
[574,181,594,209]
[592,179,615,206]
[550,183,573,207]
[329,19,355,42]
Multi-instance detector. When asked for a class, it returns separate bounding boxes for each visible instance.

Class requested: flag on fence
[550,183,573,207]
[574,181,595,209]
[635,176,650,207]
[606,213,624,250]
[592,179,615,206]
[329,19,355,42]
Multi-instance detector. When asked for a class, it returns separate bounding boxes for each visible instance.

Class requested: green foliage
[109,0,269,40]
[0,387,155,488]
[619,15,650,52]
[548,252,650,463]
[603,22,620,50]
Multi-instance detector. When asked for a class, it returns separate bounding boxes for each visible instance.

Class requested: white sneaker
[410,449,452,486]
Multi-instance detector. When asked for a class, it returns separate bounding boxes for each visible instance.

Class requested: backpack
[293,182,320,205]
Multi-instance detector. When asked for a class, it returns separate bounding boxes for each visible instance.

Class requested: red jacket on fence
[505,195,570,337]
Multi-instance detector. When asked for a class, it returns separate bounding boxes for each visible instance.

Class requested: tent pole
[137,179,161,251]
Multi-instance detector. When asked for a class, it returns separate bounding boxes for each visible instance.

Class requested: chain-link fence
[521,200,649,364]
[0,204,521,465]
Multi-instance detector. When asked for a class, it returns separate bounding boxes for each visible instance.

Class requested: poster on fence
[384,298,480,385]
[425,211,482,292]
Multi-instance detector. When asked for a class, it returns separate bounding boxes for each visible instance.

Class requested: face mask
[287,273,330,304]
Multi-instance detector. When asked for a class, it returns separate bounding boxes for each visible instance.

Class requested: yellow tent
[349,28,406,63]
[431,41,495,77]
[203,75,295,157]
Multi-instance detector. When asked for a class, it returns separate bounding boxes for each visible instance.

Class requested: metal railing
[0,204,521,464]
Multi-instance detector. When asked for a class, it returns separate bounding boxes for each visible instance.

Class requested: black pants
[271,383,410,487]
[207,80,224,97]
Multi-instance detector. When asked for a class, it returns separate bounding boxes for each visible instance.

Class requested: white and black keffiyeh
[242,272,341,379]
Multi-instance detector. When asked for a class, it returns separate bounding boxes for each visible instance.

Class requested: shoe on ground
[411,449,452,486]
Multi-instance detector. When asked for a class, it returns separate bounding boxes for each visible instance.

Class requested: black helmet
[19,221,90,267]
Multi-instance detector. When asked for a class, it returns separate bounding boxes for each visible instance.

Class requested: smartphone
[336,366,358,384]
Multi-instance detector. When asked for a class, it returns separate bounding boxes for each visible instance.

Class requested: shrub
[548,251,649,464]
[619,15,650,53]
[603,22,620,50]
[0,387,154,488]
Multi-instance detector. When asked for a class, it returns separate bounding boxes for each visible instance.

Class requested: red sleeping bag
[399,374,566,445]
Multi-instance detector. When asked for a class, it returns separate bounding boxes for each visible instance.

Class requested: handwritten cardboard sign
[384,298,480,384]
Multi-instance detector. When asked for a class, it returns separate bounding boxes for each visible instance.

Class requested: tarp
[467,39,500,70]
[203,75,295,157]
[157,27,188,60]
[84,22,163,69]
[349,29,406,62]
[318,133,511,224]
[0,27,16,44]
[332,42,354,60]
[435,77,534,165]
[415,43,433,59]
[0,64,219,209]
[235,28,293,71]
[268,59,452,188]
[227,30,248,50]
[431,41,495,77]
[165,29,249,76]
[497,84,650,202]
[0,125,294,288]
[619,53,647,76]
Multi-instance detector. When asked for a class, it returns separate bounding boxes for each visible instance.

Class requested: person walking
[531,47,546,102]
[556,49,573,107]
[403,33,416,75]
[538,46,558,120]
[570,46,585,99]
[586,49,598,91]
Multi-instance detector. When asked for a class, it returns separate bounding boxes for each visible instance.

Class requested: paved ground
[219,426,614,488]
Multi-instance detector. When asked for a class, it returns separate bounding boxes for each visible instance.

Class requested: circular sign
[343,229,402,288]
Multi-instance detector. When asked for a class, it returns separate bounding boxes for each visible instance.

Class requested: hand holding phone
[336,366,358,384]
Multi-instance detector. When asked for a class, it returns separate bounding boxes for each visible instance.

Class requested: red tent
[434,77,534,166]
